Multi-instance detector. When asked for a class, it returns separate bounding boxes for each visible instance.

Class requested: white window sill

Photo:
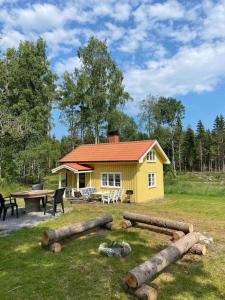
[148,185,156,189]
[101,185,121,189]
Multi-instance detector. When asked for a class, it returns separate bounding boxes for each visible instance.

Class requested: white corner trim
[139,141,170,164]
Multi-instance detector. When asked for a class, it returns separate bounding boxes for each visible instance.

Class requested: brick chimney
[108,130,120,143]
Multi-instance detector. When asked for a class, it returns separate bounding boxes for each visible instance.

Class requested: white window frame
[148,172,156,188]
[100,172,122,188]
[146,150,156,162]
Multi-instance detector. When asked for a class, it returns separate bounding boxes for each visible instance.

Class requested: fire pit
[98,241,132,257]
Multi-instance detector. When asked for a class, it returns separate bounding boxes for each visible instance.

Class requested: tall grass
[165,173,225,196]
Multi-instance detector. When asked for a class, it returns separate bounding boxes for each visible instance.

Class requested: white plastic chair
[118,189,123,202]
[112,190,120,203]
[102,191,114,204]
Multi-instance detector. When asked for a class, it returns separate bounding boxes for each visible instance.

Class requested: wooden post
[125,232,201,289]
[58,173,62,188]
[77,173,80,190]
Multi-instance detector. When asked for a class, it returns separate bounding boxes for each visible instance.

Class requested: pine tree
[182,127,196,171]
[212,115,225,171]
[196,120,206,172]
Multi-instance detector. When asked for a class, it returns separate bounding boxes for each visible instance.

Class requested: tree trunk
[178,141,182,173]
[95,124,99,144]
[171,133,176,176]
[123,212,193,233]
[125,232,201,289]
[42,214,113,247]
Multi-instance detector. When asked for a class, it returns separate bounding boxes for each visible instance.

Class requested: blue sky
[1,0,225,138]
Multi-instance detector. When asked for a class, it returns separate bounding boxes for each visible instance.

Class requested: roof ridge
[77,139,155,147]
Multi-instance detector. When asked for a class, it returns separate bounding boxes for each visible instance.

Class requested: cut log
[123,212,193,233]
[189,243,207,256]
[134,284,158,300]
[125,232,201,289]
[101,222,116,231]
[41,214,113,247]
[171,231,185,241]
[51,242,62,253]
[121,220,133,229]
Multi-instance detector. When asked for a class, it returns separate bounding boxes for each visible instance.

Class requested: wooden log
[41,214,113,247]
[101,222,116,231]
[123,281,158,300]
[121,220,133,229]
[125,232,201,289]
[51,242,62,253]
[189,243,207,256]
[123,212,193,233]
[171,231,185,241]
[134,284,158,300]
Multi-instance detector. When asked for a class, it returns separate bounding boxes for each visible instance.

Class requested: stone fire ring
[98,241,132,257]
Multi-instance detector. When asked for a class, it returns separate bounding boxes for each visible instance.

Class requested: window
[148,173,156,188]
[147,150,156,162]
[101,173,121,188]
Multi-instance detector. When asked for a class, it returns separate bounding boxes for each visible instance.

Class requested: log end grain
[188,224,194,233]
[121,220,133,229]
[51,242,62,253]
[189,243,207,256]
[135,284,158,300]
[171,231,185,242]
[41,230,52,248]
[101,222,117,231]
[124,272,139,289]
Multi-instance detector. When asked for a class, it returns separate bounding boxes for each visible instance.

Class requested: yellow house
[52,132,170,203]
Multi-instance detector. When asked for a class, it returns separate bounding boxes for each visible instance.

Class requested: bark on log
[123,212,193,233]
[42,214,113,247]
[125,232,201,289]
[101,222,116,231]
[121,220,133,229]
[134,284,158,300]
[189,243,207,256]
[171,231,185,241]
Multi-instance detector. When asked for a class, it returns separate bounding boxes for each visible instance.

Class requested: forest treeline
[0,37,224,183]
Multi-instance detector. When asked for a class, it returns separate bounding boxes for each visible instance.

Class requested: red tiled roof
[64,162,93,171]
[59,140,156,163]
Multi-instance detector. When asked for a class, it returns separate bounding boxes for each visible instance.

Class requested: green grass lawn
[0,174,225,299]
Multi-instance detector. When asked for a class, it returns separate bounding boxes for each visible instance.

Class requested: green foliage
[59,36,132,144]
[0,38,57,182]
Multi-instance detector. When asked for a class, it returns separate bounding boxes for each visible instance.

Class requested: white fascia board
[138,141,170,164]
[52,164,94,174]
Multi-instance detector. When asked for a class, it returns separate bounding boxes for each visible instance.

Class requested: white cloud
[113,3,131,21]
[54,57,82,76]
[201,0,225,40]
[124,42,225,100]
[1,0,225,107]
[0,29,26,50]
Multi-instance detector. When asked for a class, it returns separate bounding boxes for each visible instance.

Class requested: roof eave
[138,140,171,164]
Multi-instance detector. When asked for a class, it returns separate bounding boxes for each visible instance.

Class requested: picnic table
[11,190,54,213]
[91,191,110,201]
